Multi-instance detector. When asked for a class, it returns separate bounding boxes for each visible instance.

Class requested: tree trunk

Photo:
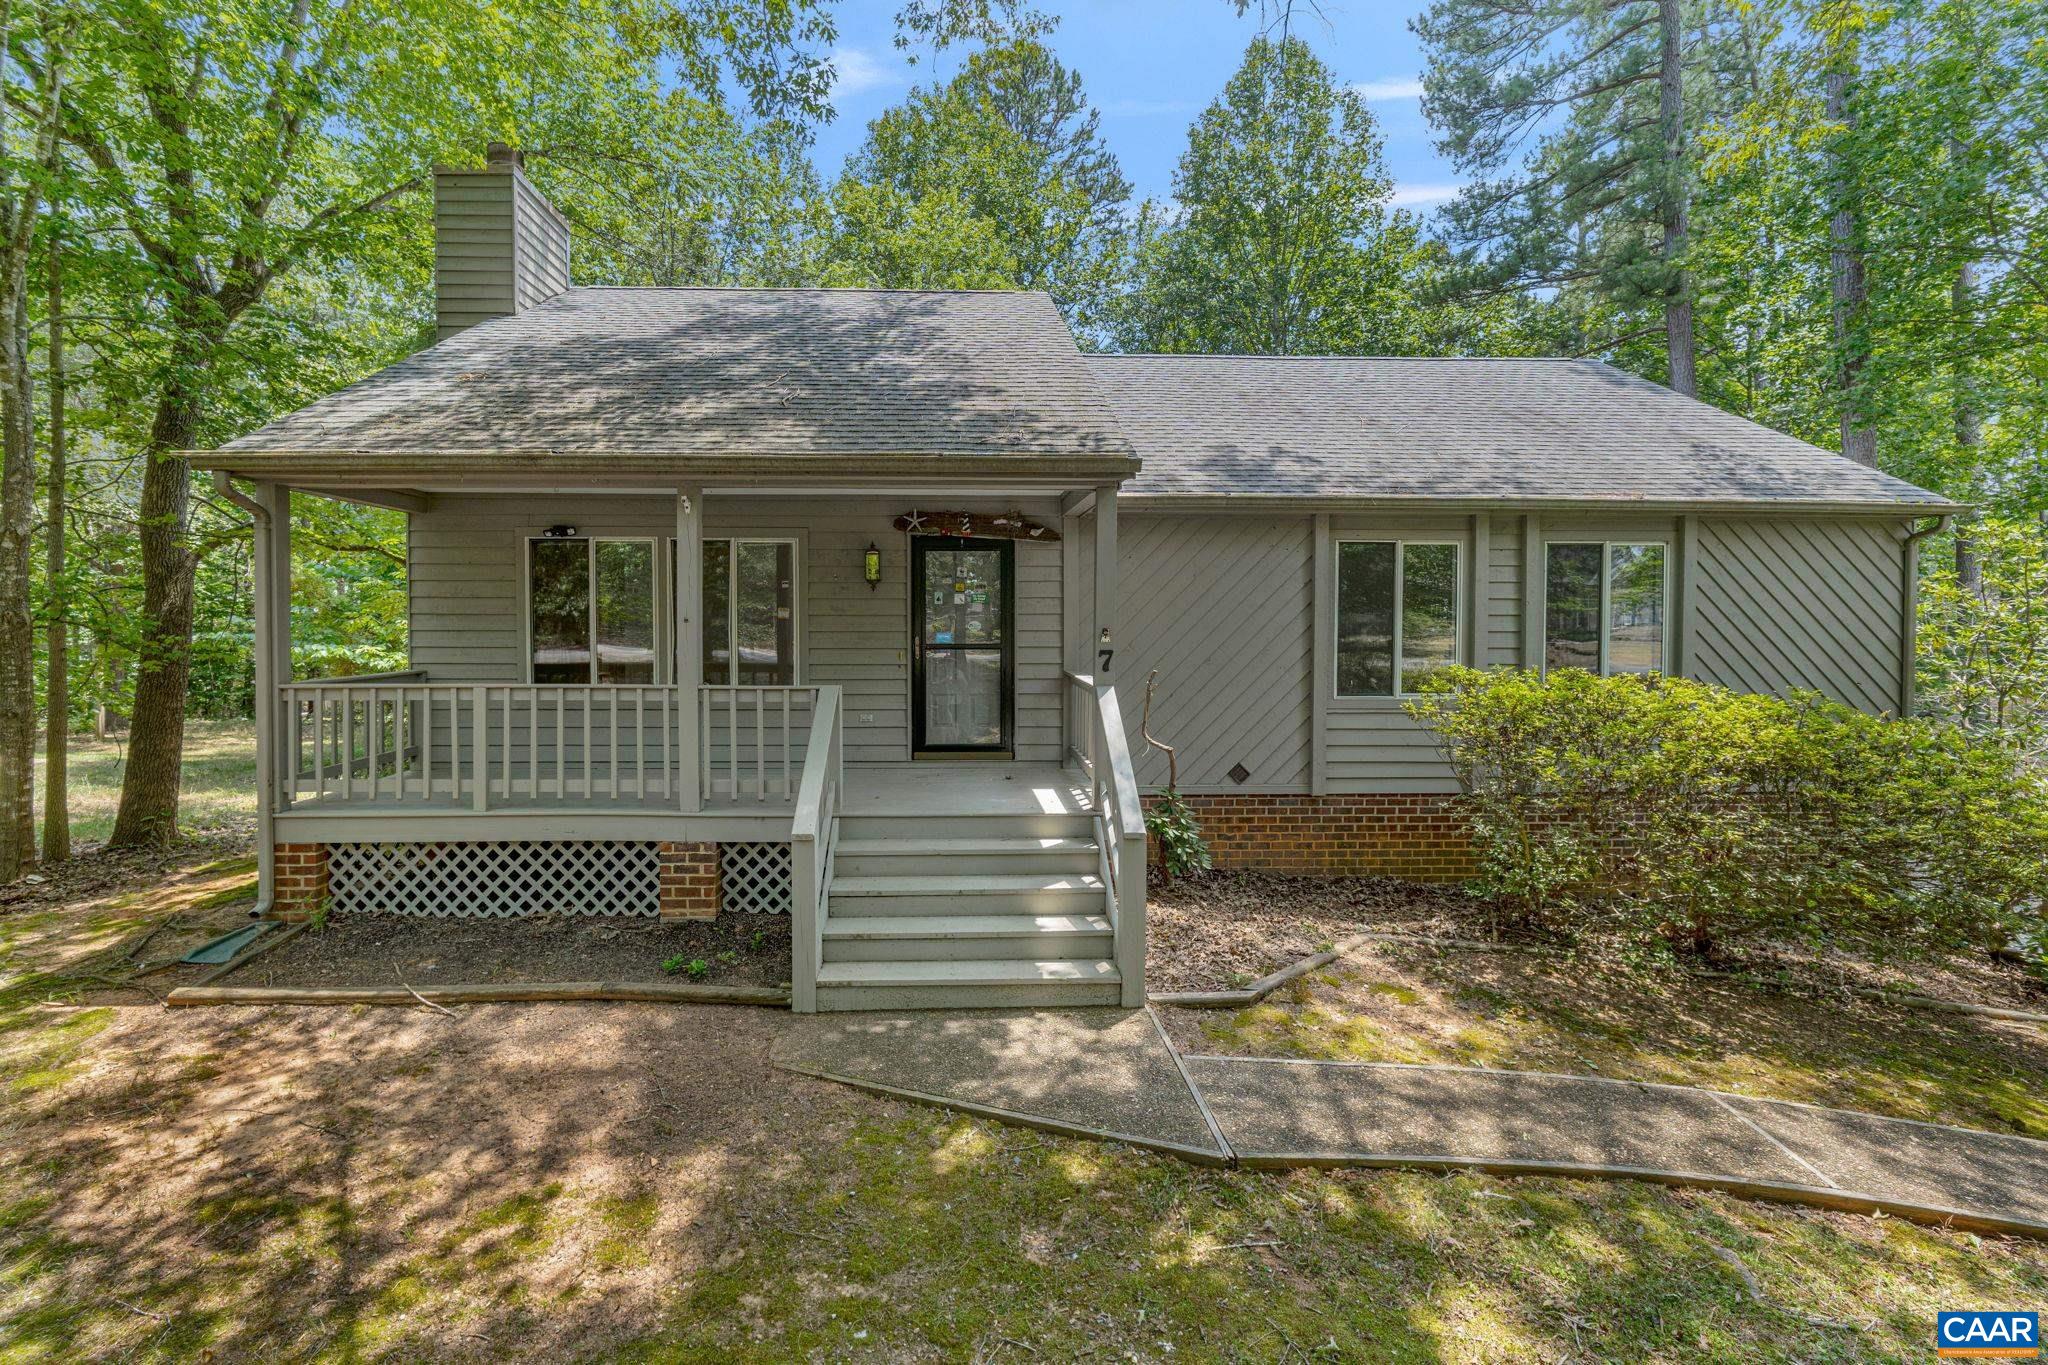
[1656,0,1696,397]
[0,240,33,882]
[41,228,66,863]
[108,359,204,849]
[1825,45,1877,467]
[1951,190,1981,588]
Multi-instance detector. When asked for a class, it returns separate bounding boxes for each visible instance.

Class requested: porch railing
[276,677,822,810]
[700,685,820,804]
[788,685,844,1013]
[1066,671,1147,1008]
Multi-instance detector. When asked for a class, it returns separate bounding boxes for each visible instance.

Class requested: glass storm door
[911,536,1013,755]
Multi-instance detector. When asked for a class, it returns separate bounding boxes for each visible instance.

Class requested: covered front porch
[223,475,1147,1011]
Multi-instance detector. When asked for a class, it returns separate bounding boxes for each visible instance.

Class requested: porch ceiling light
[863,542,882,590]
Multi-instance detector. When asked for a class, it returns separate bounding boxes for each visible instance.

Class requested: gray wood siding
[1485,514,1524,667]
[406,494,1063,765]
[1116,514,1314,792]
[1692,517,1906,715]
[511,173,572,310]
[433,168,570,339]
[433,171,518,340]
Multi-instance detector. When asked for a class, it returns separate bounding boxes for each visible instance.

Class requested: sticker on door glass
[933,631,954,643]
[970,590,988,604]
[953,592,966,603]
[953,581,966,592]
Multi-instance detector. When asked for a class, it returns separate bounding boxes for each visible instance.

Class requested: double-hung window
[1334,540,1461,696]
[695,539,799,685]
[526,536,659,684]
[1544,542,1667,675]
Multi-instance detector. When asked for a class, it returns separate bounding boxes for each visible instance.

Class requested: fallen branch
[396,972,460,1016]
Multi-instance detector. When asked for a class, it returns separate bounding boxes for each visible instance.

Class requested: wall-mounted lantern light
[863,542,882,590]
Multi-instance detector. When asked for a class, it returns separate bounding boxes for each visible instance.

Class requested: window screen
[1545,541,1666,676]
[1336,541,1460,697]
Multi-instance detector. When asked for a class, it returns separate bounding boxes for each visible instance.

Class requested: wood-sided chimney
[432,142,571,340]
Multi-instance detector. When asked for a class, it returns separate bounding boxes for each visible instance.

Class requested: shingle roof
[1088,354,1953,510]
[221,287,1132,460]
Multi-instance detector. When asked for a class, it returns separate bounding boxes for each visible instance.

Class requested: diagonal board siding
[1117,514,1313,792]
[1692,517,1906,715]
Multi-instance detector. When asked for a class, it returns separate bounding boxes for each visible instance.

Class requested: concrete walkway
[771,1007,2048,1238]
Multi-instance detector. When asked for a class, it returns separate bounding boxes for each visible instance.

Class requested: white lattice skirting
[329,841,661,918]
[720,842,792,915]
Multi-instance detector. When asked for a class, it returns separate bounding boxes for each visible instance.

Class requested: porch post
[675,488,703,812]
[253,482,289,910]
[1061,501,1085,761]
[1091,485,1118,684]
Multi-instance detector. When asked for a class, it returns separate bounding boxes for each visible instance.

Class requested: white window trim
[675,536,804,687]
[1541,540,1671,677]
[522,534,661,685]
[1332,538,1463,700]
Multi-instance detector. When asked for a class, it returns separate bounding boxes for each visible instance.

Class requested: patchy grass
[1175,945,2048,1139]
[0,848,2044,1360]
[32,720,257,848]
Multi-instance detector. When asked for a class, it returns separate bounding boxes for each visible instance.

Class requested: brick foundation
[658,841,722,920]
[273,843,332,920]
[1153,793,1477,882]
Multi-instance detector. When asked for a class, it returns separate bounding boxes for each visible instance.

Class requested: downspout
[214,470,278,919]
[1898,514,1954,718]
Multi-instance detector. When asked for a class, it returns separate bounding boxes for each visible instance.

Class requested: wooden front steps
[815,812,1122,1011]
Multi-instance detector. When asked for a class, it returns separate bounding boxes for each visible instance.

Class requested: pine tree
[1415,0,1740,393]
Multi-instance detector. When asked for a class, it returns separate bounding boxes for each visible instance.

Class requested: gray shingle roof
[1089,354,1952,510]
[221,287,1132,460]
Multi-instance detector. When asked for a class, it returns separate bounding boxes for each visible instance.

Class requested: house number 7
[1097,648,1114,674]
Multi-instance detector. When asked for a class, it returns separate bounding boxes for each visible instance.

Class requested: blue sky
[807,1,1461,211]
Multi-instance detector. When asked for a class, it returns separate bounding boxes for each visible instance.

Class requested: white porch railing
[1066,671,1147,1007]
[277,679,819,811]
[788,685,844,1013]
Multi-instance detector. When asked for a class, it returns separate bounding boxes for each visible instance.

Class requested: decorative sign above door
[892,509,1060,541]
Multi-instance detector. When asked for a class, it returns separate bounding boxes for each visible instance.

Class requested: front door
[911,536,1013,756]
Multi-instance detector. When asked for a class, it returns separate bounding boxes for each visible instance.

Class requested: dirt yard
[7,845,2048,1361]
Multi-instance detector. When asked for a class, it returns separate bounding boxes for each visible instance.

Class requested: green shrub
[1145,789,1213,883]
[1406,668,2048,960]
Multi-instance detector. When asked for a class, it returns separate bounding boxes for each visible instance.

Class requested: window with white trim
[1334,540,1461,697]
[526,536,658,684]
[1544,541,1667,676]
[686,538,800,685]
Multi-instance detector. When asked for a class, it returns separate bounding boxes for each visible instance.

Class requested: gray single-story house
[193,146,1957,1012]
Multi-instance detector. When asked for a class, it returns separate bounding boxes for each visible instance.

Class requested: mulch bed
[1143,869,2048,1012]
[1144,869,1517,993]
[238,912,792,991]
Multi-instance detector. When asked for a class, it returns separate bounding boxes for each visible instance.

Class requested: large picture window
[696,539,798,685]
[1335,540,1460,697]
[526,537,658,684]
[1544,541,1667,676]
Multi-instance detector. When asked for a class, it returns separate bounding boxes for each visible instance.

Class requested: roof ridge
[558,284,1054,297]
[1089,352,1590,363]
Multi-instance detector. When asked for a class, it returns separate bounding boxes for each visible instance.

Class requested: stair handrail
[1066,670,1146,1007]
[789,684,843,1013]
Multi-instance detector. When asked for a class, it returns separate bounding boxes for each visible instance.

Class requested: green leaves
[823,37,1131,332]
[1113,36,1418,355]
[1407,666,2048,962]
